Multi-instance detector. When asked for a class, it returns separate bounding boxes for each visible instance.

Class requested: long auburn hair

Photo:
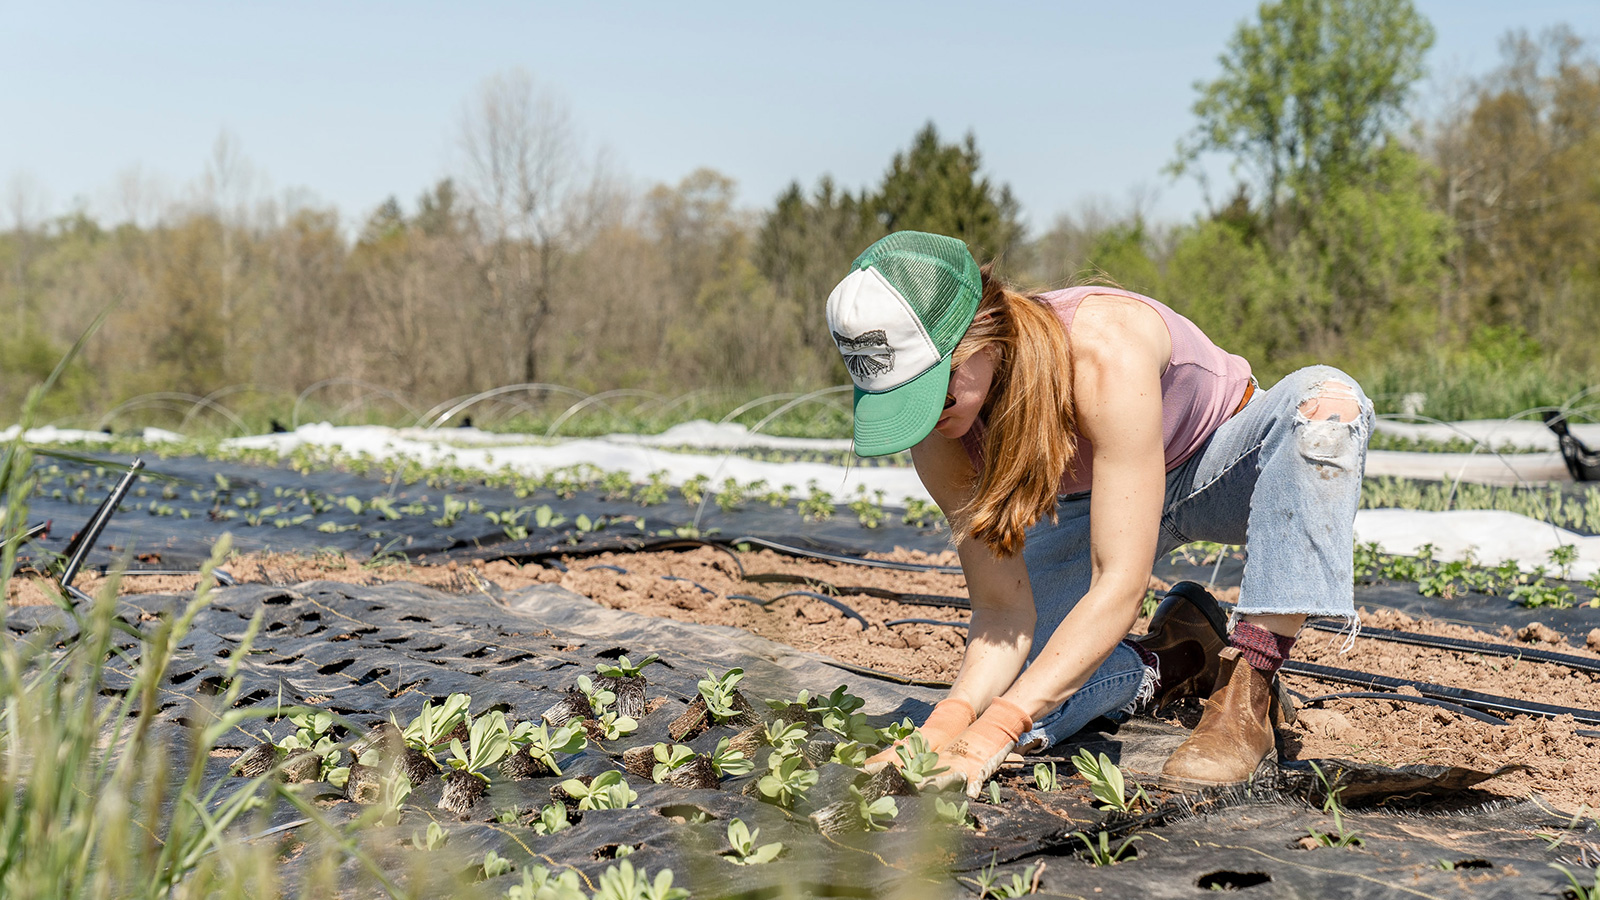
[951,265,1077,557]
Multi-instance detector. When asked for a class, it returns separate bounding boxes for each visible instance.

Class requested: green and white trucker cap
[826,231,982,457]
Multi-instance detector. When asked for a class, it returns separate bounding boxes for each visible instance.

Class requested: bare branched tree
[458,69,613,384]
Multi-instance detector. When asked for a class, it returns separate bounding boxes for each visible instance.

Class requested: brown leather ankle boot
[1158,647,1278,791]
[1135,582,1229,709]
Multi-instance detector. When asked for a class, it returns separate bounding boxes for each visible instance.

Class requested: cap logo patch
[833,329,895,380]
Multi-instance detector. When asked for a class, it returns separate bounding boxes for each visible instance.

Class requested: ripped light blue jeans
[1015,366,1375,752]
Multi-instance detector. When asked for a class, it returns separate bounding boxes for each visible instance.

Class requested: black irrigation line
[884,618,968,630]
[768,591,869,630]
[727,535,962,575]
[1288,689,1507,726]
[1305,618,1600,675]
[1280,660,1600,726]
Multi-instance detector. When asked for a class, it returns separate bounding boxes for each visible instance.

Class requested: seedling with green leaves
[576,675,617,717]
[596,654,660,679]
[478,850,515,879]
[710,737,754,777]
[560,770,639,810]
[410,821,448,851]
[723,818,783,865]
[651,743,697,782]
[592,860,688,900]
[809,685,877,743]
[1070,829,1141,866]
[892,733,949,789]
[594,711,639,741]
[935,797,978,829]
[756,751,818,809]
[763,719,809,756]
[1305,761,1365,848]
[439,711,512,815]
[1071,749,1145,812]
[402,693,472,750]
[1033,762,1060,793]
[532,802,573,835]
[510,721,587,775]
[1551,863,1598,900]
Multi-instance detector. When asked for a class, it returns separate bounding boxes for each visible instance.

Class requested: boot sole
[1157,752,1279,792]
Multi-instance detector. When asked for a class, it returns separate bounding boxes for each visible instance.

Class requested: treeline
[2,5,1597,427]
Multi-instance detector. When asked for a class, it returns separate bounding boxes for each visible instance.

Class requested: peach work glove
[927,697,1033,798]
[862,697,974,773]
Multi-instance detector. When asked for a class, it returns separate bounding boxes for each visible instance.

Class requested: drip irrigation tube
[884,618,968,630]
[1279,660,1600,725]
[768,591,869,630]
[1305,619,1600,675]
[1290,690,1507,726]
[728,536,961,574]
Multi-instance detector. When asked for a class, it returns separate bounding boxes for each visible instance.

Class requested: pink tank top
[960,286,1252,496]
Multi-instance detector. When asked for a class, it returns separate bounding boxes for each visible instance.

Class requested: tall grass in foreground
[0,359,420,896]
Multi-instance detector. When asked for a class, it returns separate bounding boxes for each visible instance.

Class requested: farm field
[4,422,1600,898]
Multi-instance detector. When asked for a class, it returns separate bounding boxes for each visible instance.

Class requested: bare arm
[999,295,1169,719]
[909,432,1035,715]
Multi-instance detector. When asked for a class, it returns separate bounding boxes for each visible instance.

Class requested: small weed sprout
[1306,761,1364,848]
[561,770,638,810]
[1070,829,1142,866]
[724,818,783,865]
[1551,863,1598,900]
[962,853,1044,897]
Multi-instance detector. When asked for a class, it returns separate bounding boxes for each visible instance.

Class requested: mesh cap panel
[853,232,981,354]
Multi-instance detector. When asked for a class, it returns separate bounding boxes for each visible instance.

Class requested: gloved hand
[862,697,974,773]
[927,697,1033,798]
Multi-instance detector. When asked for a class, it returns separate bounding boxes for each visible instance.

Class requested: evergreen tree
[870,122,1022,262]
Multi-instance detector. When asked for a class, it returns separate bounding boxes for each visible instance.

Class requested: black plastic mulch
[10,579,1592,898]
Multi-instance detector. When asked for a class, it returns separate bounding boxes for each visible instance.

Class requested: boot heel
[1268,676,1296,727]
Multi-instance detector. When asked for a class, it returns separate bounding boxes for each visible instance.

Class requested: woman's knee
[1278,366,1372,425]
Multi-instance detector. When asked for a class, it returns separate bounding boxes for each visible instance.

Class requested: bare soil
[69,547,1600,814]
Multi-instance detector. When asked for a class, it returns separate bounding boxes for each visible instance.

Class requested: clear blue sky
[2,1,1593,232]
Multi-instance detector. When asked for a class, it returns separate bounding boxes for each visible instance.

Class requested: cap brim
[851,356,950,457]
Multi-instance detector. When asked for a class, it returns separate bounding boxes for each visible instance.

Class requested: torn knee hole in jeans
[1297,380,1361,424]
[1296,380,1365,467]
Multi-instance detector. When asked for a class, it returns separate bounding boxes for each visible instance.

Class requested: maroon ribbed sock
[1229,622,1297,674]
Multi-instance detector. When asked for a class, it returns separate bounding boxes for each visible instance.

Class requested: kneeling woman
[826,232,1372,796]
